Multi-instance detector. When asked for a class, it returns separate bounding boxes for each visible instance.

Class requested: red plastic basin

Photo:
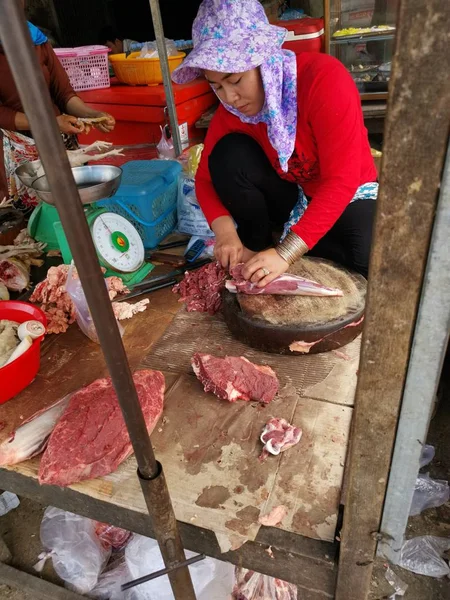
[0,301,47,404]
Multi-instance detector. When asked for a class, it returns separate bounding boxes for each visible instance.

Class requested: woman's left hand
[242,248,289,288]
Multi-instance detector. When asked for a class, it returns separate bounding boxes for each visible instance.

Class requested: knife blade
[115,278,178,302]
[128,258,211,291]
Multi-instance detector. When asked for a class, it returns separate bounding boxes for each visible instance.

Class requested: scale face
[90,212,145,273]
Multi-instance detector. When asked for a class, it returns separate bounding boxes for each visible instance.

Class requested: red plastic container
[78,78,217,146]
[277,18,325,54]
[0,301,47,404]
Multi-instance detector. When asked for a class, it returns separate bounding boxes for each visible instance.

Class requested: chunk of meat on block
[259,418,302,461]
[191,353,279,404]
[38,370,165,487]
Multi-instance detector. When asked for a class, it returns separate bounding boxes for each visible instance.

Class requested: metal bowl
[15,159,44,188]
[17,164,122,206]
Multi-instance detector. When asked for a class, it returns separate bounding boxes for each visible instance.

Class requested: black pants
[209,133,376,278]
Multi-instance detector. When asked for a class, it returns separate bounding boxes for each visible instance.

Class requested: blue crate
[96,159,182,249]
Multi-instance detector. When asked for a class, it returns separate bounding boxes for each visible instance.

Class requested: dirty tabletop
[0,290,359,555]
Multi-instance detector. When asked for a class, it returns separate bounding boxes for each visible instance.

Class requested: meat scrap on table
[258,505,289,527]
[191,352,279,404]
[30,264,149,334]
[259,418,302,461]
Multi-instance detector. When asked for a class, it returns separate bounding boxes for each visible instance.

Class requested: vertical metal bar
[148,0,182,156]
[0,5,196,599]
[379,143,450,563]
[335,0,450,596]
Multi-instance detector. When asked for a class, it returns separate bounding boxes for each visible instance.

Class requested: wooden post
[335,0,450,598]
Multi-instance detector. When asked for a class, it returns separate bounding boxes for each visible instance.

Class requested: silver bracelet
[275,231,309,265]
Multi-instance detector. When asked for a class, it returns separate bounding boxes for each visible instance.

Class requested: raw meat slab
[141,310,360,407]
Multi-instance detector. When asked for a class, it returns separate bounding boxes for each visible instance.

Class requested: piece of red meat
[192,353,279,404]
[226,264,343,297]
[94,522,131,550]
[259,418,302,461]
[172,262,227,314]
[38,370,165,487]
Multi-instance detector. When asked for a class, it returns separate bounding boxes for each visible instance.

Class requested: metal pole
[149,0,183,156]
[122,552,206,590]
[0,5,195,599]
[379,142,450,563]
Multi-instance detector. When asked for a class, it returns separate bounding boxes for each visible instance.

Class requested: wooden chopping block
[222,258,367,355]
[0,207,24,246]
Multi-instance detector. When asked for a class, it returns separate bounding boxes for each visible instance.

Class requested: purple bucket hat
[172,0,287,82]
[172,0,298,172]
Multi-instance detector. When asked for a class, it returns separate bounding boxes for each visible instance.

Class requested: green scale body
[29,203,153,287]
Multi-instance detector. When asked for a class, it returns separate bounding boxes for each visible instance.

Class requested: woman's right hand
[212,216,243,270]
[56,114,84,135]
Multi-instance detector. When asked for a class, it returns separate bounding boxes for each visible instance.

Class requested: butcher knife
[115,278,178,302]
[146,252,186,267]
[127,257,211,291]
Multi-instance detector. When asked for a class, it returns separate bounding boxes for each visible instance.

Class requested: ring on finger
[261,267,270,276]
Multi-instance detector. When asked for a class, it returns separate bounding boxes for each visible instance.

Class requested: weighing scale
[17,164,153,286]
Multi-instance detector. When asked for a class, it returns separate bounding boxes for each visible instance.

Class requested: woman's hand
[93,112,116,133]
[56,114,84,135]
[242,248,289,287]
[211,216,243,269]
[214,229,244,269]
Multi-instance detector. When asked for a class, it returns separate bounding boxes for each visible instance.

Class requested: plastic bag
[419,444,435,468]
[90,552,145,600]
[177,176,214,237]
[398,536,450,578]
[35,507,111,594]
[385,566,408,599]
[65,263,124,343]
[410,473,449,516]
[186,144,204,178]
[138,39,178,59]
[157,125,175,159]
[232,568,297,599]
[125,534,234,599]
[0,491,20,516]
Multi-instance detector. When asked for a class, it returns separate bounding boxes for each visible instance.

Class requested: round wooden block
[222,258,367,355]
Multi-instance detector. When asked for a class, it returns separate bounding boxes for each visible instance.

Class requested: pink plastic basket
[54,45,111,92]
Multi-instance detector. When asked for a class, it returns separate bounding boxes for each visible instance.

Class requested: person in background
[0,11,116,212]
[172,0,378,283]
[99,26,138,55]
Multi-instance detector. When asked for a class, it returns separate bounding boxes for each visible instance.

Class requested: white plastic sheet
[125,534,234,599]
[398,536,450,578]
[35,507,111,594]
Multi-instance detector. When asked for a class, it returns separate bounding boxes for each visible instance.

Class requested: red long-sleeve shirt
[195,53,377,249]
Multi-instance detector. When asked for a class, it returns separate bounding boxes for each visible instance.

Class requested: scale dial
[91,212,145,273]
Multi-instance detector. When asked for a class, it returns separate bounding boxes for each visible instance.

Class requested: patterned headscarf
[172,0,298,172]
